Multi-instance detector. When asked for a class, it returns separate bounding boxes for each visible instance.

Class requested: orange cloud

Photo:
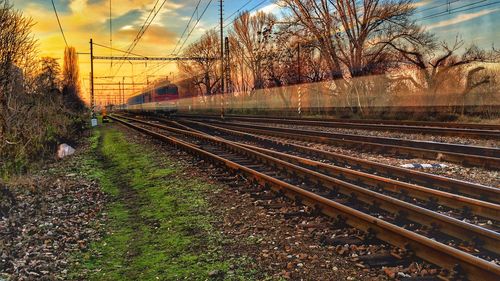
[18,0,182,103]
[116,25,178,47]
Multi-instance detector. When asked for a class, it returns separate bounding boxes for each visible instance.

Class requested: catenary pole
[220,0,224,118]
[90,38,95,115]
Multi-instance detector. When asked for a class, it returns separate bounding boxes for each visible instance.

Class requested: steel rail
[175,114,500,139]
[116,115,500,256]
[175,118,500,204]
[174,113,500,131]
[197,119,500,170]
[109,115,500,280]
[204,120,500,158]
[178,119,500,221]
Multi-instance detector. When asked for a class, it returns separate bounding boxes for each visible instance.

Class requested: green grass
[71,126,255,280]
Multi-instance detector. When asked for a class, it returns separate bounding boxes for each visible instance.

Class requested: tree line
[0,0,85,177]
[177,0,500,115]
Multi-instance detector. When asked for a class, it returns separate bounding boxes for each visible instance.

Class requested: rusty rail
[179,118,500,221]
[175,118,500,205]
[175,113,500,131]
[110,115,500,280]
[115,115,500,254]
[195,119,500,170]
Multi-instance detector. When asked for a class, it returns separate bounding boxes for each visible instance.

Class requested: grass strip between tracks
[70,125,253,280]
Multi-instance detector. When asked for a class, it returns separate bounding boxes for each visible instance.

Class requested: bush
[0,1,87,178]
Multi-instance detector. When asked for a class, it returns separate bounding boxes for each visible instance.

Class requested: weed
[71,126,255,280]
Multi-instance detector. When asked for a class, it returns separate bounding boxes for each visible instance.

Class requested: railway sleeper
[176,118,500,205]
[209,121,500,170]
[141,116,500,255]
[111,116,500,280]
[356,253,411,267]
[229,141,499,222]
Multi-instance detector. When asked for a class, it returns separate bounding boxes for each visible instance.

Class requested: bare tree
[0,1,87,176]
[230,11,276,92]
[279,1,344,82]
[388,38,489,95]
[0,0,37,159]
[62,46,84,111]
[178,30,221,100]
[278,0,432,112]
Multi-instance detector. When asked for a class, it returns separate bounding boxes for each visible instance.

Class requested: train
[125,79,179,114]
[123,78,499,119]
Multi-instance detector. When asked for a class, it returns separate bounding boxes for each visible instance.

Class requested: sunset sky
[11,0,500,104]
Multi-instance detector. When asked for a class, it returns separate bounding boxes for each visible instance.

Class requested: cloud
[413,0,432,9]
[116,25,178,46]
[426,8,500,29]
[252,3,280,16]
[69,0,88,13]
[16,0,183,103]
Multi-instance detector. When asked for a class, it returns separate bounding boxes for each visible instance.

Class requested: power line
[193,0,269,42]
[109,0,113,69]
[170,0,204,54]
[204,0,268,31]
[419,0,486,20]
[113,0,161,68]
[130,0,169,52]
[415,0,461,14]
[113,0,168,77]
[50,0,68,48]
[92,42,146,57]
[175,0,269,55]
[224,0,254,23]
[175,0,214,56]
[170,0,266,70]
[444,0,500,15]
[224,0,268,28]
[419,0,492,21]
[126,0,162,53]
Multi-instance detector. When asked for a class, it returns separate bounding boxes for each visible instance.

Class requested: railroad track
[171,118,499,202]
[110,114,500,280]
[174,119,500,216]
[175,113,500,132]
[175,116,500,170]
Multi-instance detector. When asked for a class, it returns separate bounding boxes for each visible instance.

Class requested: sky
[10,0,500,104]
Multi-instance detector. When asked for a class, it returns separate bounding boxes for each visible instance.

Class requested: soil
[0,136,107,281]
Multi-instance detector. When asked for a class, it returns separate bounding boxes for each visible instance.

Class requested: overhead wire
[446,0,500,14]
[125,0,162,54]
[50,0,69,48]
[112,0,168,77]
[174,0,214,56]
[111,0,268,84]
[92,42,146,57]
[175,0,269,57]
[224,0,269,28]
[223,0,254,23]
[415,0,461,13]
[418,0,494,21]
[170,0,204,54]
[109,0,113,69]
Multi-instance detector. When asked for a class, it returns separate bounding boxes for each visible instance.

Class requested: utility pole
[118,81,121,110]
[109,0,112,69]
[122,76,125,110]
[219,0,224,118]
[90,38,95,115]
[225,36,231,94]
[297,42,301,84]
